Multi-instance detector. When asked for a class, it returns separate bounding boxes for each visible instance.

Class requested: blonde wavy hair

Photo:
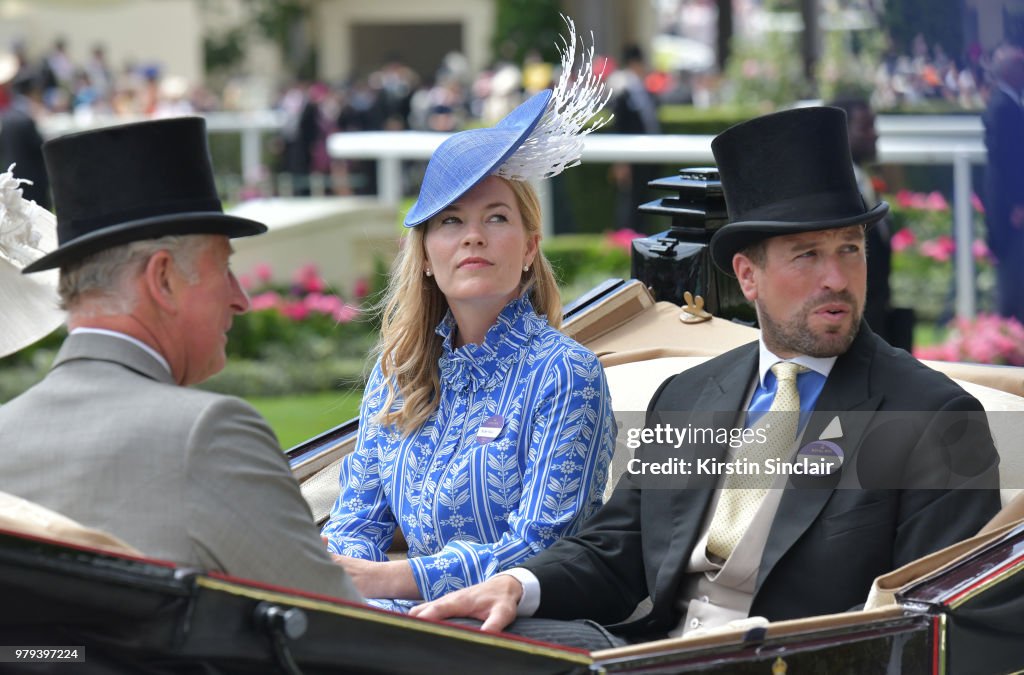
[373,177,561,433]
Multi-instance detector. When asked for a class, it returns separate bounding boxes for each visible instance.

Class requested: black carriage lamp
[632,167,755,325]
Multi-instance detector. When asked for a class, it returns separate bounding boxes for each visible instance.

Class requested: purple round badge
[476,415,505,444]
[794,440,844,475]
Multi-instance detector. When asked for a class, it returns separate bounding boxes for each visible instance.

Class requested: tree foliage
[202,0,316,80]
[204,25,248,74]
[492,0,565,64]
[883,0,963,57]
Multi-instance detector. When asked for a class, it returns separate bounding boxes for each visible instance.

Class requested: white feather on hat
[497,15,613,181]
[0,165,66,358]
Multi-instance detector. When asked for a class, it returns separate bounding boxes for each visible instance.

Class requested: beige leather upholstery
[0,490,141,555]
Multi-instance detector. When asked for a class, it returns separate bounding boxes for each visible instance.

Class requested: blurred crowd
[0,38,219,118]
[0,32,1013,207]
[872,33,990,110]
[3,32,1007,125]
[272,48,658,200]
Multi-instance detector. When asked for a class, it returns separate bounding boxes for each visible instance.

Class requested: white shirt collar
[757,334,836,387]
[70,327,172,375]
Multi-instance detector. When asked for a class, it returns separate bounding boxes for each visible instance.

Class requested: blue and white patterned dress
[321,296,616,612]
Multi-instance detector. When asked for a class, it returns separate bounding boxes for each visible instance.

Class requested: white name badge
[476,415,505,444]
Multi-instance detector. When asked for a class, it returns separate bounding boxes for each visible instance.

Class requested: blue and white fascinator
[404,16,612,227]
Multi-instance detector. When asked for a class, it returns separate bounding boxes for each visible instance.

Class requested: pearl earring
[523,265,530,272]
[425,268,433,277]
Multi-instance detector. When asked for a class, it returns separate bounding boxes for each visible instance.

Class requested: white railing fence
[38,112,986,319]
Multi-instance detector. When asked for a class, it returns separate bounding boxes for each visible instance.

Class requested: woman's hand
[330,554,421,600]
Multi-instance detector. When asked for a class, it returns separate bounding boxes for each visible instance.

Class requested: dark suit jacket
[0,99,50,209]
[983,87,1024,253]
[522,324,1000,638]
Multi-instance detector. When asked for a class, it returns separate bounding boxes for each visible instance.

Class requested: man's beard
[757,291,862,357]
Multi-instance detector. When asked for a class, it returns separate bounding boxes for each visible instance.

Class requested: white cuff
[496,568,541,617]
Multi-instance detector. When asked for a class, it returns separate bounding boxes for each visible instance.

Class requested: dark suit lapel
[653,345,759,602]
[757,325,884,589]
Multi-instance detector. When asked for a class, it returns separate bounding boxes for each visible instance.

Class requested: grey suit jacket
[0,333,360,601]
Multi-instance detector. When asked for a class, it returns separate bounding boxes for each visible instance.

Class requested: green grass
[913,323,950,350]
[248,390,363,451]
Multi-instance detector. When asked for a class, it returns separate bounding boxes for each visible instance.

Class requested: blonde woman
[321,22,617,612]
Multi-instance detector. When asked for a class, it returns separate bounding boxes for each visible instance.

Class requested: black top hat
[708,106,888,275]
[23,117,266,273]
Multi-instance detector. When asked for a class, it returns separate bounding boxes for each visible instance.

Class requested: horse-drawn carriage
[3,170,1023,674]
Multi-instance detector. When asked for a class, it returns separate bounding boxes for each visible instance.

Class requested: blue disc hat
[404,16,612,228]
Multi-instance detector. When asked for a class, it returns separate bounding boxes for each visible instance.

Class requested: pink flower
[922,314,1024,365]
[293,263,326,294]
[606,228,643,253]
[971,192,985,214]
[964,339,997,364]
[254,263,273,283]
[239,274,254,291]
[895,189,926,209]
[281,301,310,321]
[972,239,991,263]
[353,277,370,300]
[250,291,281,312]
[332,303,360,323]
[924,191,949,212]
[914,344,945,360]
[919,235,955,262]
[303,292,342,316]
[891,227,916,253]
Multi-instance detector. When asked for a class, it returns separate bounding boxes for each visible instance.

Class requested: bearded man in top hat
[0,118,359,601]
[410,107,1001,648]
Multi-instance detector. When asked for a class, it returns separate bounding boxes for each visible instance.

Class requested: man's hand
[409,574,523,633]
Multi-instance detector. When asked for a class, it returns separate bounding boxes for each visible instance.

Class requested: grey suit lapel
[757,325,883,589]
[53,333,175,385]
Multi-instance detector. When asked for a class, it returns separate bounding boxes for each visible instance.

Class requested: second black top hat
[708,106,888,275]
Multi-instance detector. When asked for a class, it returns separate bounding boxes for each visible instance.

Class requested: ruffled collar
[436,295,547,393]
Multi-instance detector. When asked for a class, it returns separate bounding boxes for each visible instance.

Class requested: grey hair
[59,234,207,314]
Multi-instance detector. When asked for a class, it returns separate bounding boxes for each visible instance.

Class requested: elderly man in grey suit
[0,117,360,601]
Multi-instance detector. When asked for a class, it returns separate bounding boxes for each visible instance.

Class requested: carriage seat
[0,490,141,555]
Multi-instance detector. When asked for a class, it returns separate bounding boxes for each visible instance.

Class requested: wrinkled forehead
[767,224,866,251]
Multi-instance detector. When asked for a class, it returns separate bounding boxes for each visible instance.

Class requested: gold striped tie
[706,362,808,559]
